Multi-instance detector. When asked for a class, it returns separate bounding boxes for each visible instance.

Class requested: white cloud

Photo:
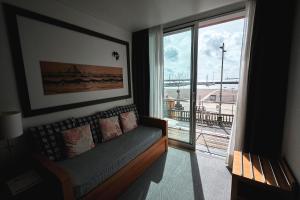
[164,18,245,82]
[164,29,192,79]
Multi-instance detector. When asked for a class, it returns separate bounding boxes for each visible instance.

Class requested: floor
[120,147,232,200]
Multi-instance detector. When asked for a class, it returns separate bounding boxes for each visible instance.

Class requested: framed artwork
[3,4,131,117]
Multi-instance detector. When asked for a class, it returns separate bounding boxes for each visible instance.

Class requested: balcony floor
[195,125,230,157]
[167,119,231,157]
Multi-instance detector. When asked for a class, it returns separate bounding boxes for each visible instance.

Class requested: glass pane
[196,18,245,156]
[163,27,192,144]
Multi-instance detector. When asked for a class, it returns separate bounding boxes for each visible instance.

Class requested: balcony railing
[165,109,234,127]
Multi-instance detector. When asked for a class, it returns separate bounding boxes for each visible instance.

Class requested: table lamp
[0,111,23,153]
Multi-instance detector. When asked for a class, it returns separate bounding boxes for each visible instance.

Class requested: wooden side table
[231,151,297,200]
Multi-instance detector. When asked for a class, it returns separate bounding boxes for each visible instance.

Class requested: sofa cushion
[57,125,162,198]
[29,118,76,161]
[119,111,138,133]
[98,104,139,121]
[62,125,95,158]
[75,114,102,144]
[99,116,123,141]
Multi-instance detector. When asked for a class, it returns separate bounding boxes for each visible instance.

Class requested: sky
[164,18,245,82]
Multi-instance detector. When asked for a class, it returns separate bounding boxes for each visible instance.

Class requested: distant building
[209,95,217,102]
[205,90,237,104]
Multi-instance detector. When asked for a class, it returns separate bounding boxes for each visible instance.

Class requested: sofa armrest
[140,116,168,137]
[32,154,74,200]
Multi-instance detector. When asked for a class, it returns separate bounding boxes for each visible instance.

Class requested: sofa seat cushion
[57,125,162,199]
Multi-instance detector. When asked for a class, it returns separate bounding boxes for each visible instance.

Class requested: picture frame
[3,4,131,117]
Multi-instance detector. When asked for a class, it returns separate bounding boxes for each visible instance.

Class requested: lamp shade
[0,111,23,139]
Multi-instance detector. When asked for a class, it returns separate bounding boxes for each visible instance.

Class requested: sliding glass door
[163,25,197,148]
[163,12,245,152]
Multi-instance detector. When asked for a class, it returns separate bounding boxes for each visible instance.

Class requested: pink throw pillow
[62,125,95,158]
[119,111,138,133]
[99,116,123,141]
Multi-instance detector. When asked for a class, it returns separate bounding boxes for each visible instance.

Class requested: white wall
[0,0,132,171]
[282,0,300,189]
[0,0,133,128]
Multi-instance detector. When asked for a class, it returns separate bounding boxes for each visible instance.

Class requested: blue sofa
[30,104,168,199]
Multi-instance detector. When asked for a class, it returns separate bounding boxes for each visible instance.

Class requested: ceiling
[56,0,244,32]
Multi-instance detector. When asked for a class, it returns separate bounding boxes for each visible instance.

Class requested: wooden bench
[231,151,297,200]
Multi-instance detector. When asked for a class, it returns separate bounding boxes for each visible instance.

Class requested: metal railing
[165,109,234,127]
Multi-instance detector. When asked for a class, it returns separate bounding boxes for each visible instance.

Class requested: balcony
[165,108,233,157]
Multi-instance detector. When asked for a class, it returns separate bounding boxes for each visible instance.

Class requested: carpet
[119,147,232,200]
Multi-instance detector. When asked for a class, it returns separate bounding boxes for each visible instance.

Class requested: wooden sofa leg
[62,180,75,200]
[231,176,238,200]
[165,138,168,151]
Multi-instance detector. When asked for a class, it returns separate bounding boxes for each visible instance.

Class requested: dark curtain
[244,0,296,157]
[132,29,150,116]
